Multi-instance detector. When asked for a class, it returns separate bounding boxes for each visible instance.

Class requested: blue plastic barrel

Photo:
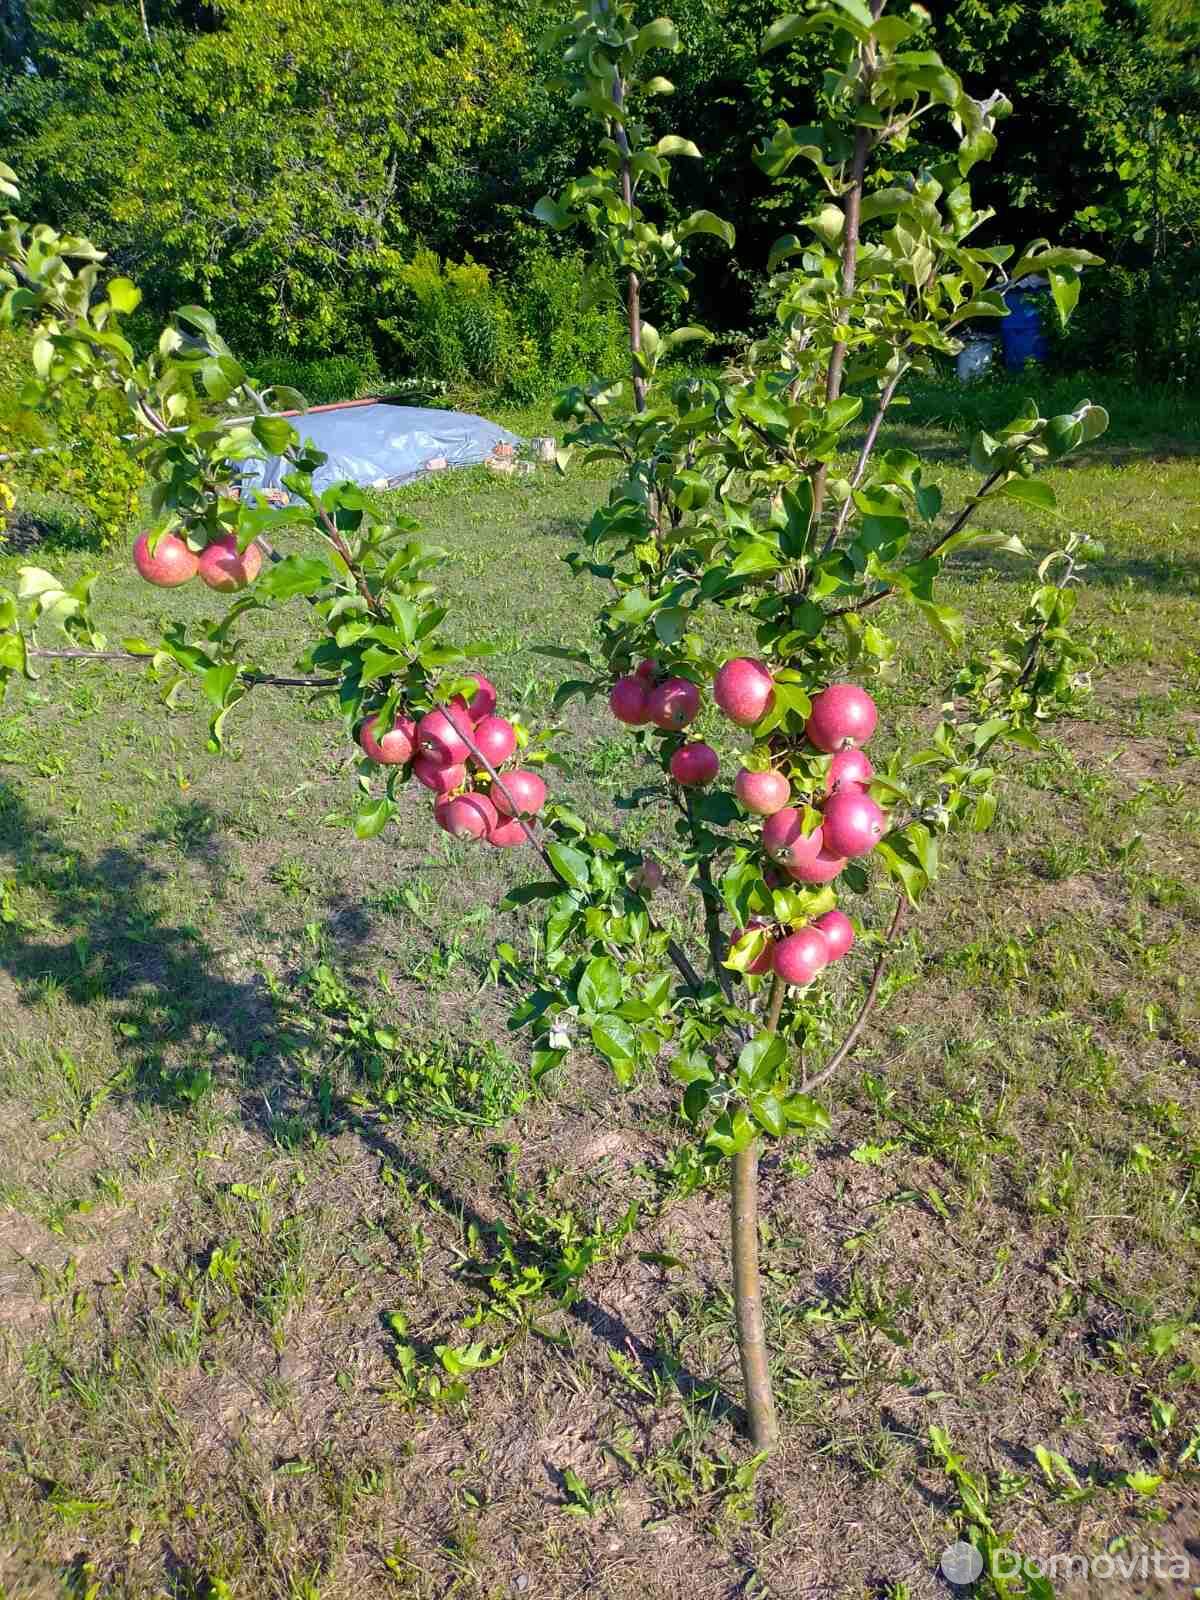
[1001,288,1048,370]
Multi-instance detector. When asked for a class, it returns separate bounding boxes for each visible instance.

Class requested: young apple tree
[505,0,1107,1447]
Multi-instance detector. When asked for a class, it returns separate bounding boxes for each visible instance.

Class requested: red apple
[610,676,651,725]
[670,742,719,787]
[785,848,846,885]
[805,683,877,752]
[713,657,775,728]
[413,755,466,795]
[773,925,831,986]
[827,749,874,794]
[486,815,526,848]
[453,672,498,722]
[735,768,790,816]
[635,658,658,682]
[492,769,547,817]
[197,534,263,592]
[762,807,824,867]
[359,713,416,766]
[813,908,855,961]
[647,677,701,731]
[471,715,517,767]
[133,530,197,587]
[630,859,664,894]
[417,705,474,767]
[821,789,885,858]
[729,918,774,976]
[437,791,499,840]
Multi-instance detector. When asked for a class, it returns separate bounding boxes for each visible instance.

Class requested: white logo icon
[940,1542,984,1585]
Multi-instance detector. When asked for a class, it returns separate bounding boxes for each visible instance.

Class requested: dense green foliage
[1,0,1195,390]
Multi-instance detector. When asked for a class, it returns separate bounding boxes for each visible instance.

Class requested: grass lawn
[1,375,1198,1599]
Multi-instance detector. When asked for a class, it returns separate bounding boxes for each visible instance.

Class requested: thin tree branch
[800,893,906,1096]
[26,646,338,689]
[823,360,911,556]
[825,467,1006,617]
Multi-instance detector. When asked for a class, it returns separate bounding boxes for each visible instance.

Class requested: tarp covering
[240,402,521,498]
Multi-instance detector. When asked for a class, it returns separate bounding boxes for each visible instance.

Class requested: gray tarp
[241,402,521,498]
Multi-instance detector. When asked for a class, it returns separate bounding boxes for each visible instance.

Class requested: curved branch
[800,892,907,1097]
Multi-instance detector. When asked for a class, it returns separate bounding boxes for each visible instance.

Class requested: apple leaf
[548,842,590,892]
[578,956,622,1013]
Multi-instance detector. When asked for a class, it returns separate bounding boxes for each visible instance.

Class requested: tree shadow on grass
[0,780,743,1428]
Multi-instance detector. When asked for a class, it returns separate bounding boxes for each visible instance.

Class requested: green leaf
[106,277,141,314]
[676,210,735,250]
[355,797,394,839]
[737,1033,787,1091]
[578,956,622,1013]
[592,1016,637,1076]
[783,1094,831,1131]
[1048,266,1080,329]
[656,135,701,159]
[633,16,680,55]
[532,196,573,230]
[201,662,238,708]
[1000,477,1056,512]
[255,554,333,601]
[548,842,590,892]
[252,415,297,454]
[750,1093,787,1138]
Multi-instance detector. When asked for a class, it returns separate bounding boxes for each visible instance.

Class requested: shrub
[378,246,626,401]
[0,328,145,549]
[248,350,382,407]
[1048,260,1200,387]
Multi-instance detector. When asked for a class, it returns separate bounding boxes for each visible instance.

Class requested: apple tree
[0,0,1109,1452]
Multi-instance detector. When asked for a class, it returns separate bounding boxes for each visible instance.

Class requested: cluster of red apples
[610,656,885,988]
[358,675,546,849]
[133,529,263,593]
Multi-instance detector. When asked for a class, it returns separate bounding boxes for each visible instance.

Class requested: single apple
[492,769,547,817]
[670,742,719,787]
[827,748,874,794]
[417,705,474,767]
[713,657,775,727]
[629,859,664,894]
[486,815,526,848]
[197,534,263,592]
[413,755,466,795]
[452,672,498,722]
[437,791,499,840]
[735,768,790,817]
[821,789,885,857]
[471,715,517,767]
[610,676,651,725]
[773,925,831,986]
[359,712,416,766]
[813,908,855,961]
[762,807,824,867]
[729,918,774,976]
[647,677,701,731]
[635,657,658,682]
[785,848,846,885]
[133,530,197,587]
[805,683,877,752]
